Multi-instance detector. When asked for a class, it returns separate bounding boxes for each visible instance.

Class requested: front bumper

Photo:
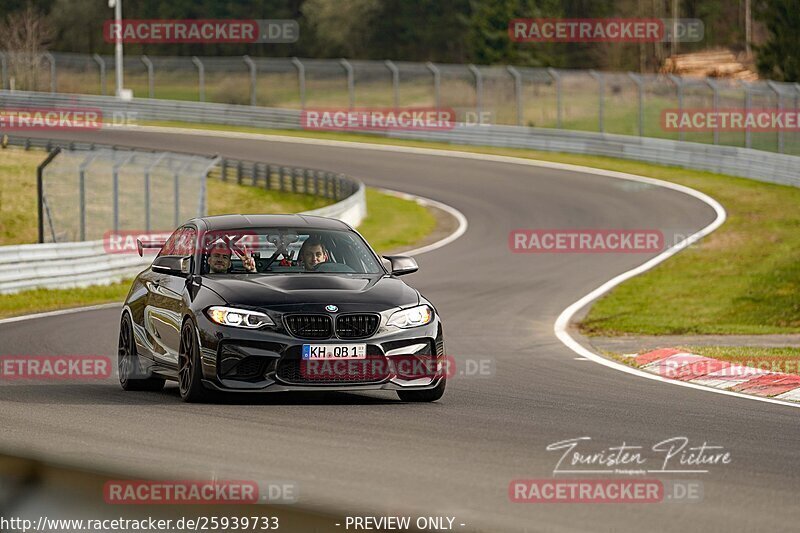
[194,310,445,393]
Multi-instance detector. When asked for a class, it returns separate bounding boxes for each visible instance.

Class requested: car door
[146,226,195,367]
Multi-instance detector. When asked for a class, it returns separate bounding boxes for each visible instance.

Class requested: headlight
[387,305,433,328]
[206,306,274,329]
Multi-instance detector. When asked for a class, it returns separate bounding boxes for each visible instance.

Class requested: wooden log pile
[661,49,758,81]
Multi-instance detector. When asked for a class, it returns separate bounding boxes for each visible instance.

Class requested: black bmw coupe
[118,214,446,402]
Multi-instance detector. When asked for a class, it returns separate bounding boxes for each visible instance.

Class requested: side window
[157,228,183,257]
[174,228,197,256]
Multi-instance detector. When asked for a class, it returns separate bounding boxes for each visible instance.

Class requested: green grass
[358,188,436,253]
[0,147,49,245]
[140,121,800,336]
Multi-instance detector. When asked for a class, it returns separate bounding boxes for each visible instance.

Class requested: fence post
[173,160,193,227]
[705,78,720,145]
[767,81,784,153]
[506,66,523,126]
[112,153,134,233]
[426,62,441,109]
[0,52,7,90]
[291,57,305,109]
[92,54,106,96]
[668,74,684,141]
[78,153,100,241]
[340,58,354,109]
[141,55,154,98]
[385,60,399,109]
[547,67,562,129]
[742,81,752,149]
[589,70,604,132]
[43,51,56,93]
[627,72,644,136]
[243,55,257,106]
[191,56,205,102]
[37,147,62,243]
[468,64,482,117]
[144,153,166,233]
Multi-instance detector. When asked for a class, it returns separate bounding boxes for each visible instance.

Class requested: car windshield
[200,227,384,276]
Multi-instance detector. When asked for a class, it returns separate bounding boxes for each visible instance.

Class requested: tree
[754,0,800,81]
[0,2,54,90]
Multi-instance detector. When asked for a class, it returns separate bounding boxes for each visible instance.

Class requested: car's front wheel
[397,377,446,402]
[178,319,212,403]
[118,313,165,392]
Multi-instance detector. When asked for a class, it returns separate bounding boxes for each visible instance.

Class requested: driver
[207,242,256,274]
[299,235,329,271]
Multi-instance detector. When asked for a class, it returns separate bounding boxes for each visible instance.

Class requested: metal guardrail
[0,134,365,294]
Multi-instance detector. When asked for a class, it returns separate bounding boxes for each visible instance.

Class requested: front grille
[336,314,380,339]
[284,314,332,339]
[276,355,390,385]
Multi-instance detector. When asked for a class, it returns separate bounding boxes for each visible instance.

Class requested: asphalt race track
[2,129,799,532]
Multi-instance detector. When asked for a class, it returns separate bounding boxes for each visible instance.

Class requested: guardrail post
[426,62,441,109]
[668,74,684,141]
[92,54,106,96]
[507,66,523,126]
[468,64,483,117]
[627,72,644,136]
[243,55,257,106]
[1,52,8,90]
[141,55,154,98]
[547,68,562,128]
[291,57,306,109]
[191,56,205,102]
[767,81,784,153]
[705,78,720,145]
[43,51,56,93]
[385,60,399,109]
[589,70,604,133]
[37,147,61,243]
[340,59,354,109]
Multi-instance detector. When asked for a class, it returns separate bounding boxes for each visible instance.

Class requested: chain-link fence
[39,147,216,243]
[3,52,800,155]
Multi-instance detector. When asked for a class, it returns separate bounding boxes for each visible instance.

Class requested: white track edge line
[0,302,120,325]
[39,125,800,408]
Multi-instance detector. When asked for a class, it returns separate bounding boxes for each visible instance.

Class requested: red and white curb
[631,348,800,402]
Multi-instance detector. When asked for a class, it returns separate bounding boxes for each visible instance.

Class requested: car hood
[201,274,419,310]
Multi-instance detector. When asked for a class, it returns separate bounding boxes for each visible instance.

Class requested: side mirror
[152,255,192,277]
[383,255,418,276]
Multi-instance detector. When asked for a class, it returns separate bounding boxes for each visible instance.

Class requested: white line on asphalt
[0,302,121,325]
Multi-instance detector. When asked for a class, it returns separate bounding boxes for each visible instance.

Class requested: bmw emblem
[325,305,338,313]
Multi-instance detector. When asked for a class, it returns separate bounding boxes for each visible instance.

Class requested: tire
[178,319,212,403]
[118,313,165,392]
[397,377,446,402]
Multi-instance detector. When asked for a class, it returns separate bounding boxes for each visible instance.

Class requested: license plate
[302,344,367,360]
